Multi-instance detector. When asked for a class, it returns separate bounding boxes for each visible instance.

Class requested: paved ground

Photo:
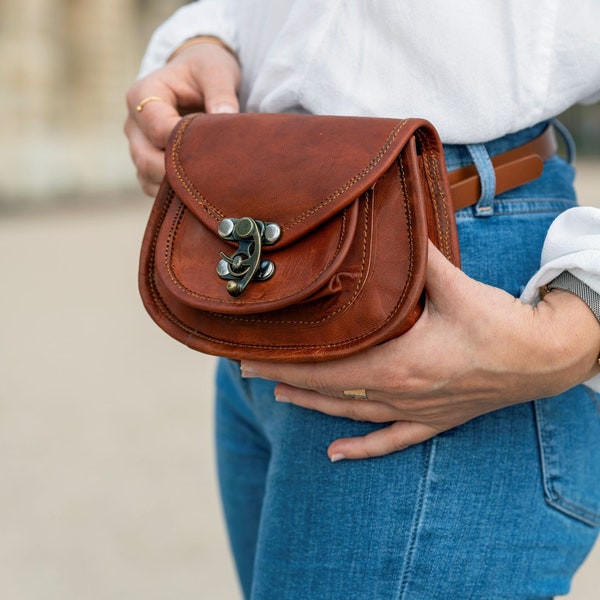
[1,161,599,599]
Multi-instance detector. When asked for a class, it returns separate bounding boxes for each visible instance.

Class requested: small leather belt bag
[139,113,476,361]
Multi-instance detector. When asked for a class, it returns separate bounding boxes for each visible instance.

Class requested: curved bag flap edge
[164,113,432,248]
[154,193,362,314]
[138,182,430,363]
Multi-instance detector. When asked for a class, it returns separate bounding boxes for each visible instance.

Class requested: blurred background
[0,0,184,209]
[1,1,599,598]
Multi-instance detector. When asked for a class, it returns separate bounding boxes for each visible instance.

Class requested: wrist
[542,272,600,368]
[539,287,600,378]
[167,35,239,64]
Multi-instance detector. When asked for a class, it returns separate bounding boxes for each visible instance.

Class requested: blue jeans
[215,123,600,599]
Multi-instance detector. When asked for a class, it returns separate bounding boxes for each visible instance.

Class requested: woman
[125,2,600,597]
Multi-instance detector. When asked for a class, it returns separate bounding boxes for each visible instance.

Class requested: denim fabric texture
[215,124,600,600]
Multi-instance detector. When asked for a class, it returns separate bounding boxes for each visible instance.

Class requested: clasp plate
[216,217,281,296]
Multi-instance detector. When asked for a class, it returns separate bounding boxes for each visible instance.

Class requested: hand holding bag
[139,113,460,361]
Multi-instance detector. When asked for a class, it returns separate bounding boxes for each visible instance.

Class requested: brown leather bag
[139,113,460,362]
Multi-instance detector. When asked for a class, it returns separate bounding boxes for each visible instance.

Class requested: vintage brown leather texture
[139,113,460,362]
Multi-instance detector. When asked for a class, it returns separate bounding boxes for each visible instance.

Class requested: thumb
[195,56,240,115]
[424,240,468,309]
[204,84,240,115]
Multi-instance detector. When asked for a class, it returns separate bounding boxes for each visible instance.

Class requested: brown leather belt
[448,125,558,211]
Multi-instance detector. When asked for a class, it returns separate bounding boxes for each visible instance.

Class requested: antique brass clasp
[216,217,281,296]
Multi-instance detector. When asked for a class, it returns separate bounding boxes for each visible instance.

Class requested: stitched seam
[285,120,409,229]
[397,156,415,293]
[164,204,350,306]
[148,131,422,349]
[164,202,186,282]
[457,205,572,218]
[416,130,451,261]
[171,116,409,232]
[534,401,600,525]
[171,117,224,224]
[149,177,417,349]
[146,191,248,348]
[211,194,370,324]
[146,189,191,327]
[397,439,435,600]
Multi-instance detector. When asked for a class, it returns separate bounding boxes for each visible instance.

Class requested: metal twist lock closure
[216,217,281,296]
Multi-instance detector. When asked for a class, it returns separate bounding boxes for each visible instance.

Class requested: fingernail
[275,394,290,403]
[240,363,258,378]
[330,453,346,463]
[213,103,237,114]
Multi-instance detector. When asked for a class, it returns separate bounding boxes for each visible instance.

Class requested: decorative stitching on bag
[397,154,415,289]
[169,115,409,232]
[208,195,369,323]
[163,203,351,306]
[146,188,187,324]
[415,129,452,261]
[164,202,186,277]
[417,131,443,254]
[171,117,224,224]
[146,166,417,352]
[285,120,408,229]
[205,170,414,333]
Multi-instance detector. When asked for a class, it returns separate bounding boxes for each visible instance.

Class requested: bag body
[139,113,460,361]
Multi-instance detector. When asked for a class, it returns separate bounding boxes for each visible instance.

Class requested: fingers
[169,41,241,115]
[241,349,381,397]
[124,83,180,197]
[197,59,240,115]
[274,384,444,461]
[423,240,467,314]
[126,81,181,147]
[240,246,467,395]
[124,41,241,196]
[275,384,400,423]
[124,116,168,196]
[327,421,440,461]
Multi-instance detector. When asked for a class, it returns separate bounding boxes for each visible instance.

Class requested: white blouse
[140,0,600,143]
[138,1,600,389]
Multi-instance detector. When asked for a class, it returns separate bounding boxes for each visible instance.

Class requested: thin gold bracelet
[167,35,239,63]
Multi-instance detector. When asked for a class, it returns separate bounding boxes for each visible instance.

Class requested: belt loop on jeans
[466,143,496,217]
[448,124,558,212]
[552,118,576,165]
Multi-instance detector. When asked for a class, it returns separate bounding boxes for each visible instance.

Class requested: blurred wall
[0,0,184,208]
[560,104,600,156]
[0,1,597,209]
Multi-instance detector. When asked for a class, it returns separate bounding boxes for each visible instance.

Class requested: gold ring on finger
[343,389,368,400]
[136,96,165,112]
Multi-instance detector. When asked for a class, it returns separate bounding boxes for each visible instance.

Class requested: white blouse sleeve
[520,206,600,391]
[138,0,238,78]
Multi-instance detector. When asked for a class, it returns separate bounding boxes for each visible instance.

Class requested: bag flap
[165,112,414,246]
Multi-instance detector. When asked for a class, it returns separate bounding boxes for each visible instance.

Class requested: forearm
[537,286,600,391]
[520,205,600,390]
